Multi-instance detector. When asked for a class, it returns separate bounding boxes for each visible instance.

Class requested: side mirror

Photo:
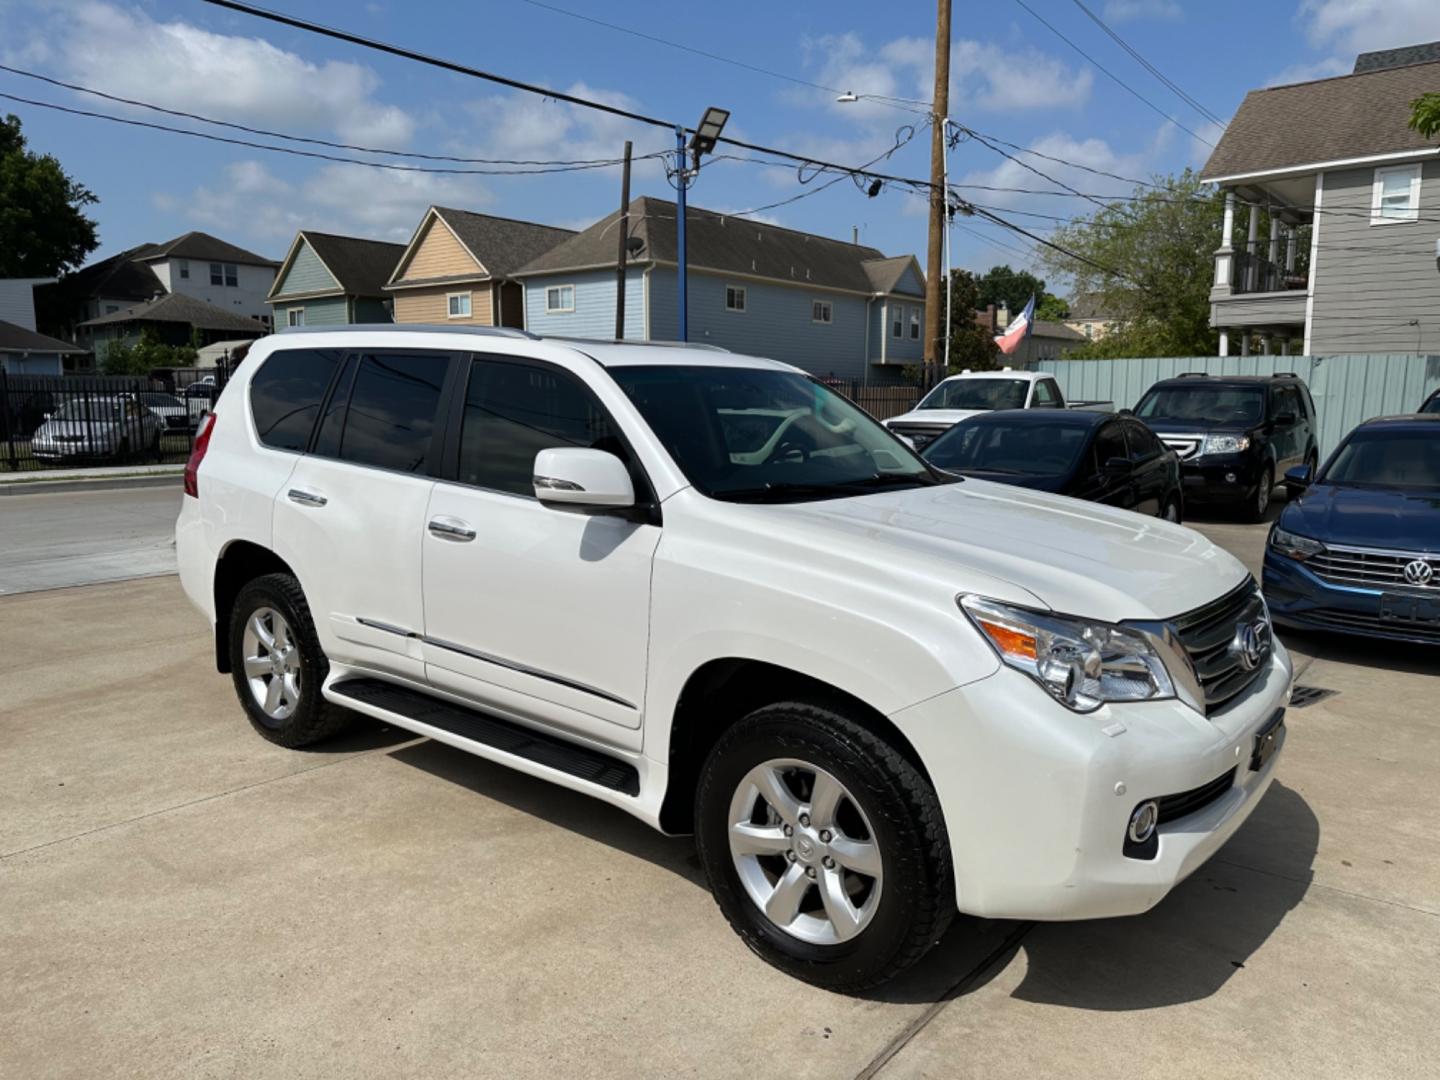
[1104,456,1134,477]
[1283,463,1313,492]
[533,447,635,509]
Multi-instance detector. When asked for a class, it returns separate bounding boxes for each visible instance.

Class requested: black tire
[228,573,352,748]
[1246,464,1274,523]
[1161,494,1183,524]
[695,701,954,992]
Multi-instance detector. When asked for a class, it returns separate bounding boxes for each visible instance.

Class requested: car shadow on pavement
[299,718,418,754]
[1280,627,1440,678]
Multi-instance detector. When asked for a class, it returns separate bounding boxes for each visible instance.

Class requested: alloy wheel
[241,606,302,722]
[727,758,883,946]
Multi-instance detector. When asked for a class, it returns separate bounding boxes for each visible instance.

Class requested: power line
[1067,0,1225,127]
[0,63,658,167]
[1008,0,1215,146]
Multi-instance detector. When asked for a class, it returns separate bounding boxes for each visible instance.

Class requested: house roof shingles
[132,231,277,267]
[292,232,405,297]
[515,197,911,295]
[0,320,85,354]
[77,293,267,332]
[1201,58,1440,180]
[405,208,576,283]
[52,248,165,302]
[860,255,924,296]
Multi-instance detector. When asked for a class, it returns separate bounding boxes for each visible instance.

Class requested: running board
[328,678,640,795]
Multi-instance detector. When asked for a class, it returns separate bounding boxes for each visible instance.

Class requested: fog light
[1225,472,1237,483]
[1128,801,1159,844]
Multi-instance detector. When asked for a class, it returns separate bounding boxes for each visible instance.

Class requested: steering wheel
[767,440,810,464]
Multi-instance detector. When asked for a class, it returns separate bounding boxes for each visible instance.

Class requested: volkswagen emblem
[1403,559,1434,587]
[1233,619,1269,672]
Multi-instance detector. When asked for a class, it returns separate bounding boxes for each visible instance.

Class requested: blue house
[513,197,926,382]
[268,231,406,328]
[0,320,86,375]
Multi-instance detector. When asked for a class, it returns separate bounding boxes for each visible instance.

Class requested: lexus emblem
[1403,559,1434,587]
[1234,620,1269,672]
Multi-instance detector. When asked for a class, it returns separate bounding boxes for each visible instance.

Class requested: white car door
[270,348,455,683]
[420,354,659,749]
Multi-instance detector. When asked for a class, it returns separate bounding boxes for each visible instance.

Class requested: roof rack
[274,324,540,340]
[1273,371,1299,378]
[1177,371,1208,377]
[548,337,731,352]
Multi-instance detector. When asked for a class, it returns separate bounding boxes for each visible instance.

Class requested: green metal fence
[1031,354,1440,458]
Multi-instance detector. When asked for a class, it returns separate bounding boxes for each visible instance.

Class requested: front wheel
[1160,494,1182,523]
[695,702,954,991]
[1247,465,1274,523]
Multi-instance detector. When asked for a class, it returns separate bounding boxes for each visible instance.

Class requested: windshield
[138,392,184,408]
[1136,385,1264,425]
[53,399,122,421]
[609,366,947,502]
[923,419,1089,477]
[1321,430,1440,489]
[918,378,1029,411]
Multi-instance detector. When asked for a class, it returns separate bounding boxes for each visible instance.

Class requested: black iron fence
[0,367,229,472]
[1232,232,1311,295]
[823,379,922,421]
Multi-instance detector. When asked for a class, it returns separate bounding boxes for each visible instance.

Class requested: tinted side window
[249,349,340,451]
[335,352,449,473]
[459,359,625,496]
[1093,423,1127,468]
[1125,421,1163,461]
[1032,379,1061,408]
[312,355,357,459]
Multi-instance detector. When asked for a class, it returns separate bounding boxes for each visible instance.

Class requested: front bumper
[1179,454,1262,503]
[1264,551,1440,645]
[31,440,119,460]
[889,640,1292,921]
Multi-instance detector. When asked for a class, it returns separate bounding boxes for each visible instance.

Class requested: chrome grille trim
[1168,579,1270,716]
[1307,544,1438,592]
[1159,434,1204,461]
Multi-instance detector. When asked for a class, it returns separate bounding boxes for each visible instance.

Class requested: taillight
[184,412,217,498]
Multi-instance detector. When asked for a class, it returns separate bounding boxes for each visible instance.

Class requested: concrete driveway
[2,523,1437,1079]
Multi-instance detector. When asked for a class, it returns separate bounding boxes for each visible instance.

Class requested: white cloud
[26,0,415,145]
[1103,0,1181,21]
[1298,0,1440,54]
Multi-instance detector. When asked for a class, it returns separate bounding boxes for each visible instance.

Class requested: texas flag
[994,295,1035,356]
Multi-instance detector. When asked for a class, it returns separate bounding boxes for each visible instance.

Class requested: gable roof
[860,255,925,296]
[389,206,576,286]
[514,196,908,295]
[270,231,406,300]
[131,231,277,268]
[1354,41,1440,73]
[0,319,85,354]
[77,292,267,332]
[49,248,165,302]
[1201,58,1440,180]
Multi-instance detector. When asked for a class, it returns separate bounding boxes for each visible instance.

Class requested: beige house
[385,206,574,327]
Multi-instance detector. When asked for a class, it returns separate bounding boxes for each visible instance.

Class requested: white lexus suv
[176,326,1291,990]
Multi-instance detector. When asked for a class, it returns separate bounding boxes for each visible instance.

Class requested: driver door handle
[428,516,476,542]
[287,488,327,508]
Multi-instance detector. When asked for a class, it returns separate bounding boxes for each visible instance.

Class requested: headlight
[1269,526,1324,562]
[960,596,1175,712]
[1202,434,1250,455]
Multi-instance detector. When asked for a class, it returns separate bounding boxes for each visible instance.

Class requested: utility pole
[614,140,632,339]
[675,126,689,342]
[924,0,952,388]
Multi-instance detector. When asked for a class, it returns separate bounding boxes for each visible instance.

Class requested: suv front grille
[1170,579,1270,715]
[1159,434,1204,460]
[1307,545,1438,592]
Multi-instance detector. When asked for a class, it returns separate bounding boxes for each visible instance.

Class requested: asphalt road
[2,509,1438,1079]
[0,483,182,595]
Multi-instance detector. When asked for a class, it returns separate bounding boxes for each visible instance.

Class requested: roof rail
[1273,371,1299,378]
[547,336,731,352]
[1177,371,1208,377]
[273,323,540,340]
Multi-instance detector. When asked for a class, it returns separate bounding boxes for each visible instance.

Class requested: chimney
[852,226,859,244]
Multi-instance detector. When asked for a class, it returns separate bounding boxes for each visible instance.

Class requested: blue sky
[4,0,1440,286]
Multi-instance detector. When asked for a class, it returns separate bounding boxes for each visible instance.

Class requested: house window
[1372,164,1421,223]
[447,292,472,318]
[546,284,575,313]
[287,307,305,327]
[104,304,120,315]
[725,285,746,312]
[224,264,239,287]
[892,305,904,337]
[910,307,921,340]
[210,262,223,286]
[178,260,190,280]
[812,299,832,324]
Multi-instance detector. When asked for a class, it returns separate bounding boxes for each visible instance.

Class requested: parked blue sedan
[1263,414,1440,644]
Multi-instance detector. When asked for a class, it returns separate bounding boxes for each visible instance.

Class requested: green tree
[1410,93,1440,139]
[945,269,1000,371]
[1037,168,1224,358]
[1035,293,1070,321]
[0,114,100,277]
[100,330,198,375]
[975,265,1046,313]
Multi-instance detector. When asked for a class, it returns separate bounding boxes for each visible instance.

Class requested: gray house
[0,320,86,375]
[268,231,405,328]
[1202,43,1440,355]
[513,197,926,381]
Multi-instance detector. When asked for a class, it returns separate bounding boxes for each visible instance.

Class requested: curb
[0,473,183,496]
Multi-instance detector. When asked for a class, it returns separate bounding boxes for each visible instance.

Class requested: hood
[773,479,1247,623]
[950,469,1067,493]
[36,418,119,438]
[1140,417,1255,437]
[887,409,986,428]
[1279,483,1440,552]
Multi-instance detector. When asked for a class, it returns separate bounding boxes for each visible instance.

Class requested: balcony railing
[1230,233,1310,295]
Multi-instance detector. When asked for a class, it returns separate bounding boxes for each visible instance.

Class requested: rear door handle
[287,488,328,507]
[428,516,476,542]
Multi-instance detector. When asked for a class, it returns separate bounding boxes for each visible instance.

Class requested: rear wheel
[695,701,954,991]
[228,573,351,747]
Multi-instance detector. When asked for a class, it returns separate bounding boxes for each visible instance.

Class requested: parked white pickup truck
[886,369,1113,450]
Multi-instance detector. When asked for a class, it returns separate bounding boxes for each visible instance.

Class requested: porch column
[1261,334,1273,356]
[1219,330,1229,357]
[1241,332,1251,357]
[1280,339,1289,356]
[1214,191,1236,289]
[1245,204,1260,292]
[1268,218,1281,291]
[1284,224,1297,274]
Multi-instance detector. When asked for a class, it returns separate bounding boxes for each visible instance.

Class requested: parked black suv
[1133,373,1318,521]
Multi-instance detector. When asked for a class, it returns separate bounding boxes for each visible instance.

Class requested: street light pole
[676,126,688,342]
[925,0,952,388]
